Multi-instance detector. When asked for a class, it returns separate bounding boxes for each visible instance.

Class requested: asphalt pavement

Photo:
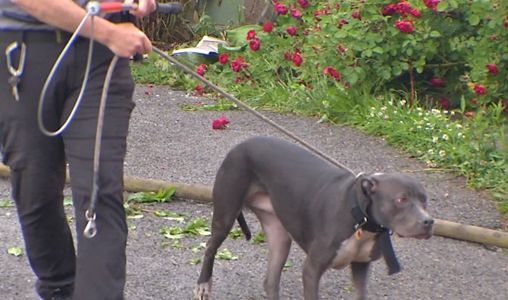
[1,85,507,299]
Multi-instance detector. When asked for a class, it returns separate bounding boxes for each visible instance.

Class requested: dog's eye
[395,197,408,205]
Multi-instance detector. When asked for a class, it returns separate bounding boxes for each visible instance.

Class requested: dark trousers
[0,30,134,300]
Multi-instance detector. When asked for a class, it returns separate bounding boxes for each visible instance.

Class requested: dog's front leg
[351,262,371,300]
[302,255,328,300]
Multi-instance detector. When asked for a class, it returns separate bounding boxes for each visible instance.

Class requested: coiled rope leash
[37,1,135,238]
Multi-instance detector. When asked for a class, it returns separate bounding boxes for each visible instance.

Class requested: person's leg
[62,40,135,300]
[0,33,76,299]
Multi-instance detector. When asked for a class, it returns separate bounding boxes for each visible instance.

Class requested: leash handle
[86,1,137,16]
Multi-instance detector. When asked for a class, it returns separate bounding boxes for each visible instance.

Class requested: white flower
[441,134,449,141]
[426,160,437,168]
[428,149,434,155]
[457,132,465,139]
[432,136,439,143]
[439,150,446,157]
[400,100,407,106]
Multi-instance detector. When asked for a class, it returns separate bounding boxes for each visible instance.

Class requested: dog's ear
[361,176,378,197]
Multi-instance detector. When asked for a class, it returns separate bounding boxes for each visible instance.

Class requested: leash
[152,47,355,175]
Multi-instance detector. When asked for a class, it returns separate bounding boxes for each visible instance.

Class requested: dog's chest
[330,231,377,269]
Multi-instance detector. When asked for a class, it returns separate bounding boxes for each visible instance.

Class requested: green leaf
[449,0,458,9]
[154,210,186,222]
[430,31,441,38]
[160,226,184,239]
[0,199,13,208]
[372,47,384,54]
[252,232,266,244]
[228,228,244,240]
[7,247,23,257]
[468,15,481,26]
[216,248,238,261]
[183,217,211,236]
[437,1,448,11]
[283,260,294,271]
[127,187,175,204]
[460,96,466,112]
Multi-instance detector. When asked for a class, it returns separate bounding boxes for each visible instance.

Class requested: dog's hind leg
[248,192,292,300]
[194,152,252,300]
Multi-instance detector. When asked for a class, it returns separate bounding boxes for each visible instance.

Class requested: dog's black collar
[350,204,401,275]
[350,205,386,233]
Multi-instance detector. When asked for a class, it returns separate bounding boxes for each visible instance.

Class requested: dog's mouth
[395,230,433,240]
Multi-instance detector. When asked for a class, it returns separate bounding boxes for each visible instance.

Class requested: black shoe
[48,287,73,300]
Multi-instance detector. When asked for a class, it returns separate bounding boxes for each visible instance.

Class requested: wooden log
[2,163,508,248]
[0,163,212,202]
[123,176,212,202]
[0,163,9,178]
[433,219,508,249]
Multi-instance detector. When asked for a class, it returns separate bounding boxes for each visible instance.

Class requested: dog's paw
[193,282,211,300]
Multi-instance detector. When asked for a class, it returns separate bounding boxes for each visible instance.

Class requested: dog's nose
[423,218,434,227]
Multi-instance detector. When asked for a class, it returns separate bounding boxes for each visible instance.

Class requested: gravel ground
[1,84,507,300]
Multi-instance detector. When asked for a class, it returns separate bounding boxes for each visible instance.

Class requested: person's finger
[142,37,153,54]
[131,0,156,17]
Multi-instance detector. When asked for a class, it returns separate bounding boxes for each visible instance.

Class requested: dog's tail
[237,212,252,241]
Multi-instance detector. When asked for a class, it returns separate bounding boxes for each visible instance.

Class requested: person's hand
[105,22,152,57]
[130,0,157,18]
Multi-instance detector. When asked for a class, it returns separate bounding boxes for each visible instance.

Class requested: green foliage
[7,246,23,257]
[160,216,211,239]
[215,248,238,260]
[154,210,187,222]
[252,232,266,245]
[179,99,238,111]
[0,199,13,208]
[130,53,197,89]
[128,187,176,204]
[205,0,508,110]
[228,228,244,240]
[362,97,507,209]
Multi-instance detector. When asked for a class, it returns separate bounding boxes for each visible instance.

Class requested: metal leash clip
[84,210,97,238]
[5,41,26,101]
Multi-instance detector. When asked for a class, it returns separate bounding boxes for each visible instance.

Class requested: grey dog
[194,136,433,300]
